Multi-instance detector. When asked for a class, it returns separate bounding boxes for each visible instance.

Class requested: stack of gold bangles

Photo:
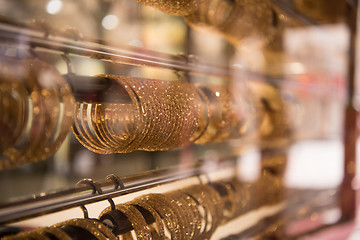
[3,178,253,240]
[72,74,253,154]
[0,56,74,169]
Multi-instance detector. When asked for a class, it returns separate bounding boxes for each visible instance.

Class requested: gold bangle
[39,227,72,240]
[138,194,181,240]
[184,184,223,239]
[96,75,143,153]
[178,190,202,239]
[167,190,202,239]
[115,204,151,240]
[1,229,51,240]
[88,103,117,150]
[72,103,111,154]
[80,103,111,151]
[74,218,117,240]
[130,198,165,239]
[0,58,74,169]
[53,218,108,240]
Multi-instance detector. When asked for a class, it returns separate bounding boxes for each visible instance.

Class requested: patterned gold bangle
[1,229,51,240]
[53,218,108,240]
[184,184,223,239]
[130,198,165,239]
[38,227,72,240]
[138,194,181,240]
[167,190,202,239]
[177,190,202,239]
[115,204,151,240]
[78,218,117,240]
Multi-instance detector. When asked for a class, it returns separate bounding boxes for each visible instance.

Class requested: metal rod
[0,158,236,225]
[0,21,231,78]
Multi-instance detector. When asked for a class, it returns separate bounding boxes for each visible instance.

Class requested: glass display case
[0,0,358,239]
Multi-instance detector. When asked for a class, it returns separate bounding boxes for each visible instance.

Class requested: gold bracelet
[185,184,223,239]
[167,190,202,239]
[115,204,151,240]
[39,227,72,240]
[72,103,112,154]
[130,198,165,239]
[1,229,51,240]
[177,190,202,239]
[138,194,181,240]
[53,218,108,240]
[98,75,143,153]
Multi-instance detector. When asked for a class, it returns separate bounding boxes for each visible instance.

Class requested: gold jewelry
[167,190,202,239]
[53,218,108,240]
[0,58,74,169]
[115,204,151,240]
[184,184,223,239]
[130,198,166,239]
[39,227,72,240]
[138,194,181,240]
[72,103,112,154]
[1,229,51,240]
[136,0,199,16]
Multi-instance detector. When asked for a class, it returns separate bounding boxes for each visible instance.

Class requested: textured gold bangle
[177,190,202,239]
[81,218,117,240]
[53,218,108,240]
[183,186,210,238]
[189,87,209,143]
[1,229,51,240]
[138,194,181,240]
[130,198,166,239]
[185,184,223,239]
[39,227,72,240]
[136,0,199,16]
[115,204,151,240]
[0,58,74,169]
[167,190,201,239]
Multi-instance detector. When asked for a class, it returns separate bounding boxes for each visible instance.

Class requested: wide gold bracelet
[130,198,166,239]
[53,218,108,240]
[115,204,151,240]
